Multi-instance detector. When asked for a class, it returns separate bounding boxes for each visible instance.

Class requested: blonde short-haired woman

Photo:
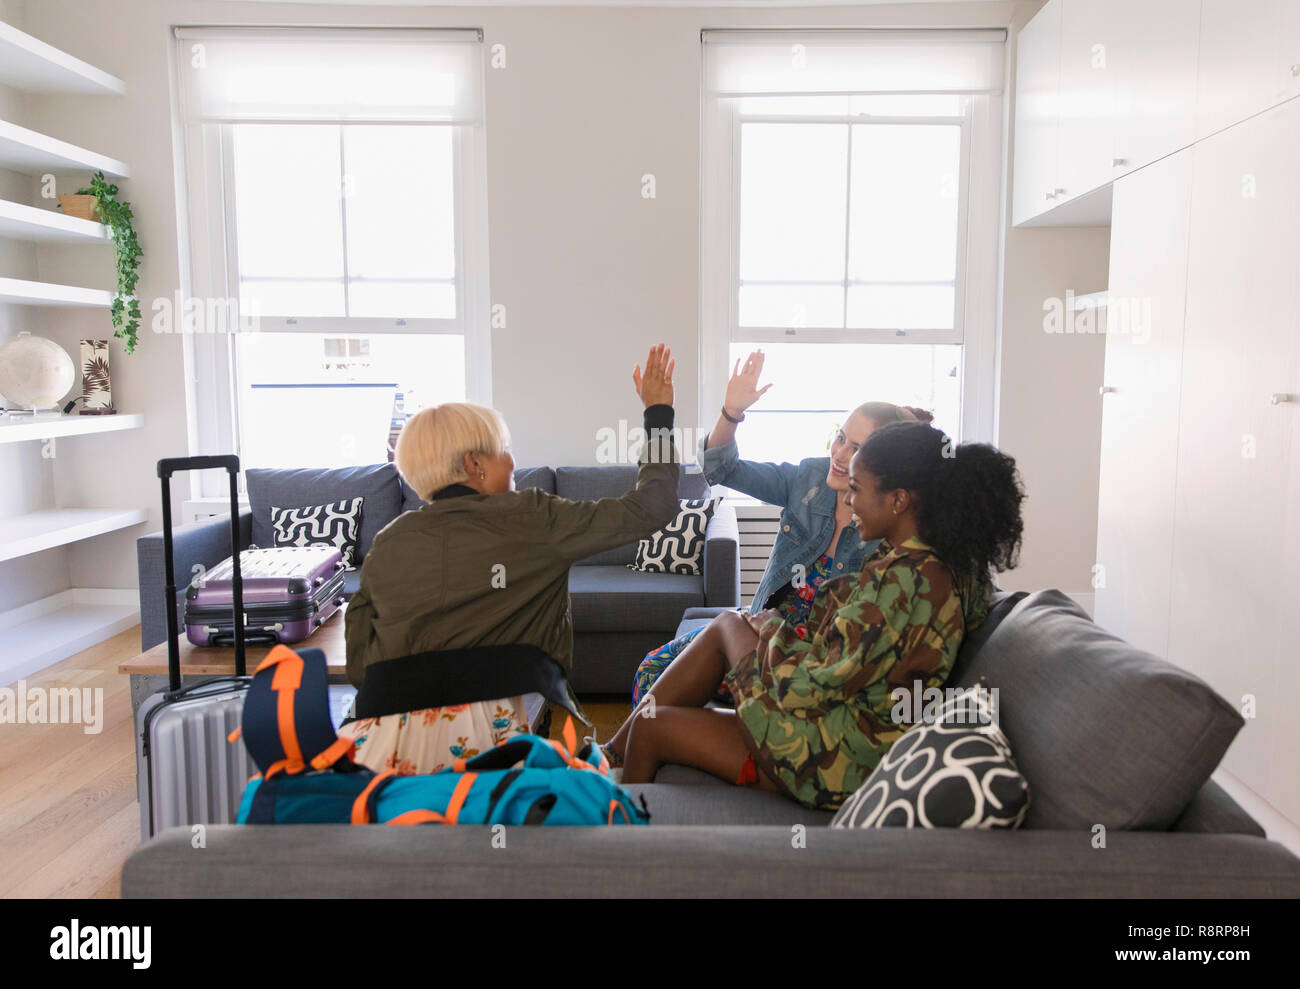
[340,344,680,774]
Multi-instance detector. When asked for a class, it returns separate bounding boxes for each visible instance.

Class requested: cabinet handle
[1100,386,1116,395]
[1054,187,1067,196]
[1291,64,1300,77]
[1269,393,1294,405]
[1045,190,1057,200]
[1112,158,1128,167]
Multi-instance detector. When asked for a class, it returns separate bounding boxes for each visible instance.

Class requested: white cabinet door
[1093,148,1193,658]
[1169,99,1300,801]
[1108,0,1201,179]
[1284,0,1300,101]
[1011,0,1062,227]
[1056,0,1119,204]
[1196,0,1292,140]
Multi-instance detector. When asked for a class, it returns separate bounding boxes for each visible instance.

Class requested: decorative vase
[80,339,115,414]
[0,333,76,412]
[58,194,101,222]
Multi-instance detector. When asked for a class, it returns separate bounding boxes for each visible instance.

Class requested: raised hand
[723,349,773,417]
[632,343,675,409]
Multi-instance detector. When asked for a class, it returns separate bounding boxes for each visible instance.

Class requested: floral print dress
[336,697,530,776]
[631,552,840,705]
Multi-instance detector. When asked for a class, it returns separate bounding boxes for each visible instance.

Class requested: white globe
[0,334,76,411]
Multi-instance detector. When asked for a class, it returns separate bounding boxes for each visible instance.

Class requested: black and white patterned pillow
[628,498,719,576]
[831,683,1031,830]
[271,497,364,570]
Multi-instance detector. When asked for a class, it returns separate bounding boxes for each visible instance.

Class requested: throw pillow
[629,498,718,575]
[271,497,364,569]
[830,683,1031,830]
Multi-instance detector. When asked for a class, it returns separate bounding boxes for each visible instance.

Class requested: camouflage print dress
[725,536,988,811]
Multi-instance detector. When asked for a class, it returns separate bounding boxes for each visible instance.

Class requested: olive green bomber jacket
[344,406,680,688]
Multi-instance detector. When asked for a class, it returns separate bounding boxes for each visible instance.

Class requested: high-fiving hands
[723,349,773,419]
[633,343,675,408]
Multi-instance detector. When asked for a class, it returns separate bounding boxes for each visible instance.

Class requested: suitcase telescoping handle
[158,455,246,690]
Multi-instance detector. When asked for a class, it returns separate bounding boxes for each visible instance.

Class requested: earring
[479,469,486,480]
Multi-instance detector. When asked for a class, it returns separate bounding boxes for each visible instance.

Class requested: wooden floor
[0,626,633,899]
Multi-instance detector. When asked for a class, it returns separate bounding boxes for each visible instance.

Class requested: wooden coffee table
[118,604,547,730]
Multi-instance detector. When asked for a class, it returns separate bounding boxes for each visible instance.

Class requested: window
[173,28,489,490]
[701,30,1006,461]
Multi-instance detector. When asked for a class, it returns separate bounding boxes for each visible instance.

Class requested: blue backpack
[231,644,649,828]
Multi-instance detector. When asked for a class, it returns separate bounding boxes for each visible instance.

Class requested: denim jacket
[698,437,880,613]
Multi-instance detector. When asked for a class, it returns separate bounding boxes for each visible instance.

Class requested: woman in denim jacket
[609,349,928,763]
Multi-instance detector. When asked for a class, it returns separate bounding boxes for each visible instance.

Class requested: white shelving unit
[0,21,125,95]
[0,17,136,685]
[0,275,113,308]
[0,589,139,685]
[0,508,148,562]
[0,118,128,178]
[0,412,143,443]
[1069,290,1109,312]
[0,198,110,244]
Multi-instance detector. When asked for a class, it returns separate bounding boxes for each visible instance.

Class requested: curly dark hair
[854,421,1024,585]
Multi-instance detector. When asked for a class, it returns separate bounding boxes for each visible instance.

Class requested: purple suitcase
[184,546,346,646]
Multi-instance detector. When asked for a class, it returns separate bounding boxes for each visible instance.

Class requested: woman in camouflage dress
[616,421,1025,811]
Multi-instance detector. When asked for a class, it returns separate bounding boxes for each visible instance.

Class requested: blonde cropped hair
[395,403,512,500]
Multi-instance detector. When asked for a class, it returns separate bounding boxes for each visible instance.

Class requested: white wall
[3,0,1109,616]
[993,0,1109,609]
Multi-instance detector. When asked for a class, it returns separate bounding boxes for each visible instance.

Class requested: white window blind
[173,27,482,123]
[703,29,1006,96]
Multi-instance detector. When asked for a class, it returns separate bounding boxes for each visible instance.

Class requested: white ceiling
[227,1,1001,7]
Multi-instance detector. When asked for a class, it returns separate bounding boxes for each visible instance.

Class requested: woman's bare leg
[621,706,781,791]
[607,611,759,758]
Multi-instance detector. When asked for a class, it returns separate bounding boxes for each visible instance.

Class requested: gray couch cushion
[247,464,404,565]
[653,764,729,786]
[1172,779,1266,838]
[513,466,555,494]
[555,465,709,565]
[569,565,704,632]
[624,784,834,826]
[398,475,424,514]
[954,589,1244,831]
[122,824,1300,899]
[949,588,1027,685]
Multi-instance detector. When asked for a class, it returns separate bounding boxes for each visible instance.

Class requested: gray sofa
[122,589,1300,898]
[136,462,739,694]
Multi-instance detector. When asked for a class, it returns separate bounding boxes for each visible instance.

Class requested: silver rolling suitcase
[135,455,260,840]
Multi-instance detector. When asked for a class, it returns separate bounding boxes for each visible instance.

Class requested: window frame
[729,108,971,343]
[700,66,1003,448]
[171,29,492,498]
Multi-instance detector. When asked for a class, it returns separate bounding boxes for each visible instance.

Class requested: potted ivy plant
[75,172,143,354]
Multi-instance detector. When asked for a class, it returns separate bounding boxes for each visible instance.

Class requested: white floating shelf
[0,413,142,443]
[0,588,139,686]
[0,118,128,178]
[0,275,113,307]
[0,198,110,244]
[1069,290,1109,312]
[0,21,125,96]
[0,508,148,562]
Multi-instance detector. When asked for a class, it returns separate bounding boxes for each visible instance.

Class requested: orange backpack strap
[268,647,306,766]
[310,735,357,771]
[442,772,478,826]
[351,769,398,824]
